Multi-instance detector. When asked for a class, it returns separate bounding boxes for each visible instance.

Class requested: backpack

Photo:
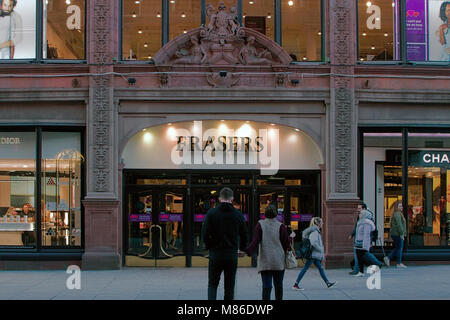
[299,237,313,260]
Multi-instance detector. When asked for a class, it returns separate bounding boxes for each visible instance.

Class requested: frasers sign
[409,151,450,167]
[170,121,279,175]
[0,137,21,145]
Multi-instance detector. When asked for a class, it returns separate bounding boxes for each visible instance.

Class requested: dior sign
[170,121,279,175]
[0,137,21,145]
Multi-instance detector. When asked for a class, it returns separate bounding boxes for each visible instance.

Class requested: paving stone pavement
[0,265,449,300]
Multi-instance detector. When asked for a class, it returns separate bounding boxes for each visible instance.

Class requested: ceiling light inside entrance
[288,1,294,6]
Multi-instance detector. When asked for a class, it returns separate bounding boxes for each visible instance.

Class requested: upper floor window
[358,0,450,63]
[43,0,86,60]
[0,0,85,62]
[122,0,324,62]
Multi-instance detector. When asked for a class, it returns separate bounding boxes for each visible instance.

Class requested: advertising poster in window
[0,0,36,59]
[406,0,450,61]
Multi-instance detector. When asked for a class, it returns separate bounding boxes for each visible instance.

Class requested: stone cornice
[0,89,88,102]
[356,89,450,103]
[114,88,330,102]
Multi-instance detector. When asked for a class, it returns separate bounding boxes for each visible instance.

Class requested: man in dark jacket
[202,187,248,300]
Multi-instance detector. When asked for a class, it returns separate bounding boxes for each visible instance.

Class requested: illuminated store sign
[409,151,450,166]
[0,137,21,145]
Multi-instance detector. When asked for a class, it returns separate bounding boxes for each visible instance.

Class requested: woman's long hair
[440,2,450,23]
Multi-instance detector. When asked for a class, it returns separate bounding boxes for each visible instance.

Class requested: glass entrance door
[191,187,251,266]
[125,188,186,267]
[258,189,286,223]
[288,189,317,255]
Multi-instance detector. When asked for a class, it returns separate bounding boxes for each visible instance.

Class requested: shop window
[0,0,36,60]
[363,132,403,246]
[169,0,201,40]
[41,132,82,247]
[43,0,85,60]
[407,132,449,247]
[358,0,398,61]
[358,0,450,62]
[282,0,322,61]
[406,0,450,62]
[242,0,274,40]
[122,0,162,61]
[0,132,36,247]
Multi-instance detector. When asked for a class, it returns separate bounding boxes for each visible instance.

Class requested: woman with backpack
[292,217,336,290]
[245,205,292,300]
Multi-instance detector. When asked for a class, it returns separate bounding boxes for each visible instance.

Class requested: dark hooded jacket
[202,202,248,260]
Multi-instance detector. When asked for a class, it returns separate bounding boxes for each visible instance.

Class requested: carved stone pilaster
[328,0,357,200]
[84,0,120,269]
[88,0,116,197]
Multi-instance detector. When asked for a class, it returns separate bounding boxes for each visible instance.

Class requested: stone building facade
[0,0,449,269]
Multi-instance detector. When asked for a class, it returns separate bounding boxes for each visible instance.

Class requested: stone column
[82,0,121,269]
[325,0,360,268]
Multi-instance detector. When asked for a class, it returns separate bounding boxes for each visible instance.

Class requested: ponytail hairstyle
[309,217,322,228]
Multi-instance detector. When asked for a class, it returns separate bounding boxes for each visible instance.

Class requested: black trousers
[208,258,238,300]
[356,249,368,273]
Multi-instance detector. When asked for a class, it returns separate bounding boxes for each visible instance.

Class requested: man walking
[202,187,248,300]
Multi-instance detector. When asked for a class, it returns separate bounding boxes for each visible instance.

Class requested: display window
[0,0,86,61]
[0,132,36,247]
[407,132,449,246]
[41,132,82,247]
[0,129,84,250]
[358,0,450,62]
[0,0,36,60]
[362,129,449,250]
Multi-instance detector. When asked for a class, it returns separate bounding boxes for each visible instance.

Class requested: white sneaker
[353,272,364,277]
[383,257,390,267]
[397,263,407,268]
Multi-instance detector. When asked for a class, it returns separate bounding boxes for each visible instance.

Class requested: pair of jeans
[295,259,330,285]
[352,247,359,272]
[356,249,382,273]
[208,258,238,300]
[260,270,285,300]
[388,235,404,264]
[364,250,382,266]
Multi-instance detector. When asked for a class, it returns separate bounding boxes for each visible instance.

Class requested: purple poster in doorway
[406,0,428,61]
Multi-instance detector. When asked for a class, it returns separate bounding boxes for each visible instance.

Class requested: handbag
[285,251,298,269]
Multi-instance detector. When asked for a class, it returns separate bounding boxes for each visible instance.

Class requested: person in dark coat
[202,187,248,300]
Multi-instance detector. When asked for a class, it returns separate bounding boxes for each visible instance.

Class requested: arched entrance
[121,120,323,267]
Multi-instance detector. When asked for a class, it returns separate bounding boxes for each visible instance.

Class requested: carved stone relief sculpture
[153,2,292,66]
